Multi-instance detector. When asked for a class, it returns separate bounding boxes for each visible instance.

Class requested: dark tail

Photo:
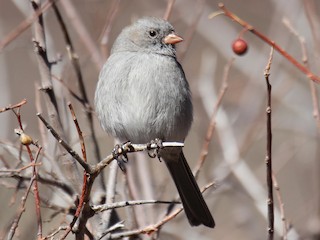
[164,151,215,228]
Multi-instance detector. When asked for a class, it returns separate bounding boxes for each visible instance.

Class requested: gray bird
[95,17,215,228]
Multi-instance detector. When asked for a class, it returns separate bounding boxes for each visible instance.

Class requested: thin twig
[52,3,105,191]
[0,162,41,173]
[265,47,274,240]
[0,0,57,52]
[43,226,68,239]
[0,99,27,113]
[163,0,176,20]
[178,0,205,60]
[68,103,87,162]
[217,3,320,83]
[31,0,64,137]
[0,172,74,196]
[100,0,122,60]
[108,182,215,239]
[11,99,43,239]
[283,17,320,133]
[6,175,36,240]
[93,199,179,212]
[272,173,288,240]
[58,103,89,239]
[194,58,234,179]
[97,160,118,238]
[36,113,91,173]
[59,0,104,70]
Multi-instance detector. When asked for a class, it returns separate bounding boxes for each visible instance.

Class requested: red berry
[232,38,248,55]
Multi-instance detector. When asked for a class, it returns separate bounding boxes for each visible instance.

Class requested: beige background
[0,0,320,239]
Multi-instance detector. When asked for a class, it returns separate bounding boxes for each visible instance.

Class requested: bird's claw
[147,138,163,162]
[112,143,130,172]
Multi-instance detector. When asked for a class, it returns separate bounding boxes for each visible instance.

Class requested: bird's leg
[147,138,163,162]
[112,142,130,172]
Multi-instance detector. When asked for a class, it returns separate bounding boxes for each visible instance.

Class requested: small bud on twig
[14,128,34,146]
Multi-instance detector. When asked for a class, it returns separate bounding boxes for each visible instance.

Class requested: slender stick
[195,58,234,179]
[264,48,274,240]
[0,99,27,113]
[52,3,106,191]
[7,176,36,240]
[11,102,43,239]
[0,0,57,52]
[36,113,91,173]
[163,0,176,20]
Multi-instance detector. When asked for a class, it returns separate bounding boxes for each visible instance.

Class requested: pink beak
[163,33,183,44]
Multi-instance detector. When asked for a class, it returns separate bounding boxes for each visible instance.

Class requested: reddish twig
[9,100,43,239]
[7,175,36,240]
[0,99,27,113]
[68,103,87,162]
[218,3,320,83]
[264,47,274,240]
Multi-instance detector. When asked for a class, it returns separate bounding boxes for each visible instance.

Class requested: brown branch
[59,0,104,70]
[60,103,89,239]
[6,175,36,240]
[51,74,84,103]
[36,113,91,173]
[52,3,105,191]
[264,47,274,240]
[218,3,320,83]
[0,99,27,113]
[93,199,178,212]
[68,103,87,162]
[108,182,215,239]
[283,18,320,133]
[0,162,41,173]
[8,98,43,239]
[0,172,74,196]
[31,0,64,137]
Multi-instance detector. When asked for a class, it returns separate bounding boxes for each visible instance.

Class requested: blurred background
[0,0,320,239]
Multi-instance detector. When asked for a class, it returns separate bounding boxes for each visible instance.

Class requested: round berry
[232,38,248,55]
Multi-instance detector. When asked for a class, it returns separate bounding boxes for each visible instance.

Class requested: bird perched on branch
[95,17,215,228]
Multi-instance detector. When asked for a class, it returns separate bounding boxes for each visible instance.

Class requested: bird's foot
[112,142,130,172]
[147,138,163,162]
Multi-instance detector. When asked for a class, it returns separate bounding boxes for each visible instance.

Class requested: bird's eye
[149,30,157,38]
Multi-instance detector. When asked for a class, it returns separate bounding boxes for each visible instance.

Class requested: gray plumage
[95,17,215,228]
